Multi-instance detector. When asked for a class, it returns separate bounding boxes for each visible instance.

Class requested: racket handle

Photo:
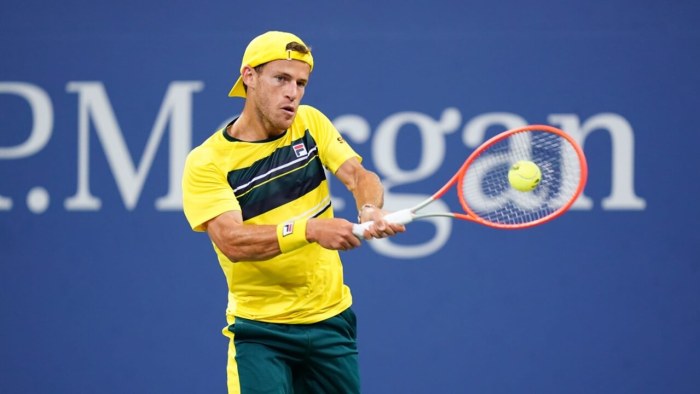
[351,208,414,238]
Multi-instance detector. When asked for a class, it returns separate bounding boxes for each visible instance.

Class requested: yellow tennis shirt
[182,105,359,324]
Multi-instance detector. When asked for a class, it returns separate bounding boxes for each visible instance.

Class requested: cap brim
[228,76,246,98]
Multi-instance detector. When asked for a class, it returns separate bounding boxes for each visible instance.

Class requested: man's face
[246,59,310,133]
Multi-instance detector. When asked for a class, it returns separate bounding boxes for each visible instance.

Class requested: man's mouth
[281,105,295,116]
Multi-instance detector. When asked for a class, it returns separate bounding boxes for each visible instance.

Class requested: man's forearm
[351,170,384,210]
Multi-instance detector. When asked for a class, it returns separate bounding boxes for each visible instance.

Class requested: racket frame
[351,124,588,236]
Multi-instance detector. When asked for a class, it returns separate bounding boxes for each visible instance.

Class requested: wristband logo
[282,222,295,236]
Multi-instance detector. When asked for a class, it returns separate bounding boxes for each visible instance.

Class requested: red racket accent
[352,125,588,237]
[454,125,587,228]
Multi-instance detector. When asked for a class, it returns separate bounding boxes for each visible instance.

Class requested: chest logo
[292,142,307,158]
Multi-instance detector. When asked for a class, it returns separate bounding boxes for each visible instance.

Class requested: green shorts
[226,308,360,394]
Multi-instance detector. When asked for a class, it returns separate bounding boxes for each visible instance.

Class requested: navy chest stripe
[233,145,319,195]
[238,156,327,220]
[227,132,319,196]
[227,131,328,220]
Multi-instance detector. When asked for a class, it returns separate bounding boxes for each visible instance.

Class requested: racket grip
[351,208,414,238]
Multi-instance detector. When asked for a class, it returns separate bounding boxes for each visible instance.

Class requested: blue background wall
[2,1,699,393]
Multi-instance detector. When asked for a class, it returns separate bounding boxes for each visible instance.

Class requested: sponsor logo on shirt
[292,143,307,158]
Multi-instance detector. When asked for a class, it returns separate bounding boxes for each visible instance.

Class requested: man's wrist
[357,203,378,223]
[276,219,310,253]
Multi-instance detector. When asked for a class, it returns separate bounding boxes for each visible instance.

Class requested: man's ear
[241,65,256,89]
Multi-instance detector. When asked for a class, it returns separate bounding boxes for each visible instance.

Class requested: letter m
[64,81,203,211]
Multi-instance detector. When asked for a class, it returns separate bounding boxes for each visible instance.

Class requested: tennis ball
[508,160,541,192]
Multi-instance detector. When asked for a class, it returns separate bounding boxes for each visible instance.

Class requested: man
[182,31,404,393]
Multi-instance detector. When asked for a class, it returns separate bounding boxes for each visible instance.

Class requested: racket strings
[461,129,583,226]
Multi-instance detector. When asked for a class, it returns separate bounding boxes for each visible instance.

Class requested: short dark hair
[285,41,310,54]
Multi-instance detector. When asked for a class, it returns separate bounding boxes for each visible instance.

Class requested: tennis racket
[352,124,588,236]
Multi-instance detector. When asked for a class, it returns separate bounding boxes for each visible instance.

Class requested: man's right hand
[306,218,363,251]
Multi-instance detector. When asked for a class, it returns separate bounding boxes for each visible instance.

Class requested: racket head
[455,125,588,229]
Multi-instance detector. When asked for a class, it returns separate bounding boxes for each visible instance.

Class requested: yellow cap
[228,31,314,98]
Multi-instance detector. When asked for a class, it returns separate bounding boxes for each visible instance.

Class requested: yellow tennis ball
[508,160,542,192]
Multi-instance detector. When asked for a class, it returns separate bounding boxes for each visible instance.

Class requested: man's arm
[205,211,280,262]
[333,157,405,239]
[204,157,402,262]
[205,210,363,263]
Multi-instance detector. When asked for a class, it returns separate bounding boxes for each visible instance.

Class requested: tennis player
[182,31,404,393]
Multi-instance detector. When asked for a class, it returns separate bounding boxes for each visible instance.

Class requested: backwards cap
[228,31,314,98]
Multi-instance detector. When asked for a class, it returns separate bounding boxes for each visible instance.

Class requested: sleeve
[305,106,362,173]
[181,147,240,232]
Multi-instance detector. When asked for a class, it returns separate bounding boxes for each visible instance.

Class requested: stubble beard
[255,95,294,134]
